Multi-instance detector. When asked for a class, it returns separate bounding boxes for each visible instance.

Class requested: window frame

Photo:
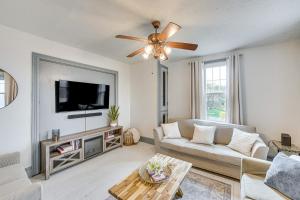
[0,77,5,108]
[202,59,228,122]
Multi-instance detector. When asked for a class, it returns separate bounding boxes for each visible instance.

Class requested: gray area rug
[106,171,231,200]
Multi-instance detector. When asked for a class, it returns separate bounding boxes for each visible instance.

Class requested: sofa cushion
[176,119,256,144]
[0,164,28,186]
[176,119,195,139]
[241,173,290,200]
[160,138,246,166]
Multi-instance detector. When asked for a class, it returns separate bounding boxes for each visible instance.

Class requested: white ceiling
[0,0,300,63]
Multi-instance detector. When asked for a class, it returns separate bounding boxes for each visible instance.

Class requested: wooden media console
[41,126,123,179]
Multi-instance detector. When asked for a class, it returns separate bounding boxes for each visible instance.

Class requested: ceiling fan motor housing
[148,33,162,44]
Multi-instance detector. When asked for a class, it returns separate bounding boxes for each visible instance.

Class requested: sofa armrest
[153,127,164,152]
[251,137,269,160]
[3,182,42,200]
[0,152,20,168]
[241,157,271,178]
[153,127,164,143]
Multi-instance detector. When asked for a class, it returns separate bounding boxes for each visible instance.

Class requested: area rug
[106,170,231,200]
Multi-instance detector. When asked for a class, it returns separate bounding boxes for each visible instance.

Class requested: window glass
[206,68,213,81]
[0,94,4,108]
[204,62,227,122]
[0,80,4,93]
[206,80,212,93]
[220,66,226,79]
[213,67,219,80]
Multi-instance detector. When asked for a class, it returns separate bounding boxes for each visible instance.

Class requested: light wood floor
[32,142,240,200]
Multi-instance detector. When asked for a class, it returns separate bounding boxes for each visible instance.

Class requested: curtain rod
[203,58,227,65]
[188,52,242,65]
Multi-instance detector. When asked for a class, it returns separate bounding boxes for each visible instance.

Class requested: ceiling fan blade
[127,48,144,57]
[115,35,148,43]
[167,41,198,51]
[159,22,181,41]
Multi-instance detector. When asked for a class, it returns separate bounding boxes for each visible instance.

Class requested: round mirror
[0,69,18,109]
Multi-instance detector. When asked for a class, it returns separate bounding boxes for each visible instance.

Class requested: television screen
[55,80,110,112]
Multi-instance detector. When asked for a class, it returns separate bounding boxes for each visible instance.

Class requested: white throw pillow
[161,122,181,139]
[290,155,300,162]
[227,128,259,156]
[191,124,216,145]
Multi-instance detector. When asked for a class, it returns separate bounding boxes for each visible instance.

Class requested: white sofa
[0,152,42,200]
[153,119,269,179]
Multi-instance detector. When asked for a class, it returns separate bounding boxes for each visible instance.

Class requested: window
[0,78,5,108]
[203,60,227,122]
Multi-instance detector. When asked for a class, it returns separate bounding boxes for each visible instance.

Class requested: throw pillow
[290,155,300,162]
[191,124,216,145]
[265,152,300,200]
[227,128,258,156]
[161,122,181,139]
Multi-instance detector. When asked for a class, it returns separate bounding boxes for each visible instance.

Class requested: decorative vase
[52,129,60,142]
[110,120,118,127]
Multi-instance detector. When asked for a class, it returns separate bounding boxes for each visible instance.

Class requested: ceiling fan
[115,21,198,61]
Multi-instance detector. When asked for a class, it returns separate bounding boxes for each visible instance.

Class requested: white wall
[0,25,131,167]
[166,39,300,146]
[130,60,158,139]
[240,40,300,146]
[38,61,117,139]
[167,60,191,120]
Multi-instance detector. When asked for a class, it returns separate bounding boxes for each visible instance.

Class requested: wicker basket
[124,131,134,146]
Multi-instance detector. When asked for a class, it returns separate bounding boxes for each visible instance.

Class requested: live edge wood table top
[108,153,192,200]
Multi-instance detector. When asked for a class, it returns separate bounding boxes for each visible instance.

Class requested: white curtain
[226,52,243,124]
[190,60,204,119]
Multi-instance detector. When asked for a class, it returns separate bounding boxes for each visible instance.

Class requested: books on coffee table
[151,173,167,182]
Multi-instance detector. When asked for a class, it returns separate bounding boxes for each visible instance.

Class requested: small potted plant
[146,160,163,176]
[108,105,119,127]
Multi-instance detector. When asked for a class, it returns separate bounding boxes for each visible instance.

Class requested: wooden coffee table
[108,153,192,200]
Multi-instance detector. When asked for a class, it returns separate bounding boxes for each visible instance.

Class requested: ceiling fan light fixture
[164,46,172,55]
[159,53,167,61]
[142,52,149,59]
[144,44,153,54]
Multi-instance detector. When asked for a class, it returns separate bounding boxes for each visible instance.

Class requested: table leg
[175,187,183,198]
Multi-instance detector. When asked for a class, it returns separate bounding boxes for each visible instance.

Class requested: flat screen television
[55,80,110,112]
